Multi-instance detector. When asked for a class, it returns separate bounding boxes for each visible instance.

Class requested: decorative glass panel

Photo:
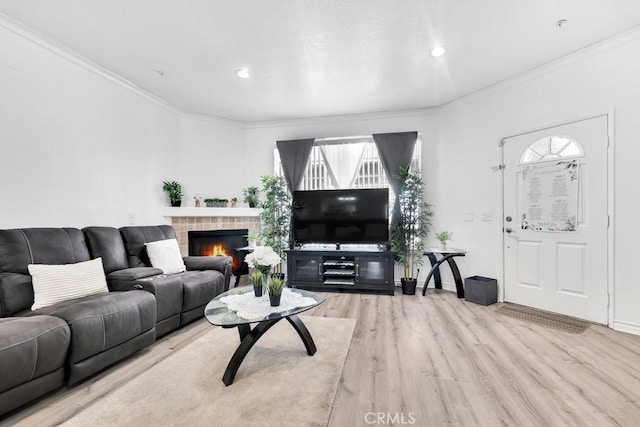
[520,135,584,164]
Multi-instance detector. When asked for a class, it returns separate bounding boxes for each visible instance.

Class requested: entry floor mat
[495,303,591,334]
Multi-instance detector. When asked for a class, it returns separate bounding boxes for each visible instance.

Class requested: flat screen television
[292,188,389,245]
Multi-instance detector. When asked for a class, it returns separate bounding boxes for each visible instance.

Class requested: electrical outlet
[464,212,474,222]
[481,211,493,222]
[128,213,136,225]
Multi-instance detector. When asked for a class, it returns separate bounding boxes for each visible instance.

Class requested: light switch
[481,211,493,222]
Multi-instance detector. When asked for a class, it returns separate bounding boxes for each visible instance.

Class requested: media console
[286,248,395,295]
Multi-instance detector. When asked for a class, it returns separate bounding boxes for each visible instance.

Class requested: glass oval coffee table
[204,286,326,385]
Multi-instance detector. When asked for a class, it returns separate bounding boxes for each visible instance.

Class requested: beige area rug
[495,303,591,334]
[62,316,355,427]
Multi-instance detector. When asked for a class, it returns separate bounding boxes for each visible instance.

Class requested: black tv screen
[292,188,389,244]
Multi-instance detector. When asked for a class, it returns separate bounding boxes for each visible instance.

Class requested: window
[520,135,584,164]
[274,135,422,191]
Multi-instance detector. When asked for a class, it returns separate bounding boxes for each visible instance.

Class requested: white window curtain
[319,142,367,189]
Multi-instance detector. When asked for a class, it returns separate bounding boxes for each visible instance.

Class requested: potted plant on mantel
[162,181,184,207]
[391,166,434,295]
[243,186,260,208]
[259,175,291,279]
[204,198,228,207]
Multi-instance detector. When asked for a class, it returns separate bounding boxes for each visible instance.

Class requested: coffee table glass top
[205,286,326,326]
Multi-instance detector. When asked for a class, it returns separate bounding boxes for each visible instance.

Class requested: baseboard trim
[612,320,640,336]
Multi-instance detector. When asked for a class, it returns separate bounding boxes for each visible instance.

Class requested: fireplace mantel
[162,207,260,218]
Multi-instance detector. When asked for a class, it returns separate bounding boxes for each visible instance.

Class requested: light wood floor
[3,289,640,426]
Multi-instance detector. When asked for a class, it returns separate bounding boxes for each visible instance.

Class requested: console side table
[422,248,467,298]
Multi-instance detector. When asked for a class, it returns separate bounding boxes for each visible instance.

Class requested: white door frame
[498,111,615,327]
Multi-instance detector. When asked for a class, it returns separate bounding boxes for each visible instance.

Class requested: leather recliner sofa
[84,225,232,337]
[0,225,232,417]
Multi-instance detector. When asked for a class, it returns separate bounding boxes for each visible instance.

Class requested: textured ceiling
[1,0,639,122]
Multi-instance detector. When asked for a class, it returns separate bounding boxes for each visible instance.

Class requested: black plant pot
[253,285,263,297]
[170,200,182,207]
[269,294,281,307]
[249,202,256,208]
[401,278,417,295]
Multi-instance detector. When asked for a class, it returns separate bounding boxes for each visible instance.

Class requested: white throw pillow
[144,239,186,274]
[28,257,109,311]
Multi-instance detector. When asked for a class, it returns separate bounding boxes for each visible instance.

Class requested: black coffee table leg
[222,315,316,386]
[286,315,317,355]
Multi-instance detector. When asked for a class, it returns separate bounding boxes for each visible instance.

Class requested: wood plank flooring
[3,289,640,426]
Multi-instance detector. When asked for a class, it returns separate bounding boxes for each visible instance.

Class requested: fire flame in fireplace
[202,243,228,257]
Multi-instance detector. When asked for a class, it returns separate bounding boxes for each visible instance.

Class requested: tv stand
[286,249,395,296]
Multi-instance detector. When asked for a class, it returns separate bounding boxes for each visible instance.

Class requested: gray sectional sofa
[0,225,232,417]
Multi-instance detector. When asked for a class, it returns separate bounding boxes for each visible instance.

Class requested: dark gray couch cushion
[0,316,70,394]
[0,273,33,317]
[83,227,129,274]
[176,270,224,312]
[0,228,91,314]
[119,225,176,268]
[0,228,90,276]
[29,291,155,364]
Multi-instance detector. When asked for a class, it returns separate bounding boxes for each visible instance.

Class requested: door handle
[505,227,513,233]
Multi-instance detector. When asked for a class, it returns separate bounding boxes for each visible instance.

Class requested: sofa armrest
[0,272,33,317]
[183,256,233,291]
[106,267,163,292]
[183,256,231,273]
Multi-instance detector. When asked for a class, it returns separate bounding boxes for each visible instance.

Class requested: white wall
[436,30,640,333]
[177,115,246,206]
[0,21,179,228]
[245,110,440,285]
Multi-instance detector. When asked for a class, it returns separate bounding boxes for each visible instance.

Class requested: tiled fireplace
[165,207,260,284]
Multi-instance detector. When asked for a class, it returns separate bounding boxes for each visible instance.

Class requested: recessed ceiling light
[556,19,568,29]
[235,68,250,79]
[430,46,446,57]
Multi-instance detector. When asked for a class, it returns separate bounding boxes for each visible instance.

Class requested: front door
[502,115,609,324]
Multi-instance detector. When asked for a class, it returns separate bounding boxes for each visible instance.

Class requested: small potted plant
[162,181,183,207]
[230,197,238,208]
[267,276,285,306]
[247,231,260,247]
[249,270,264,297]
[243,186,260,208]
[204,198,228,207]
[436,231,453,251]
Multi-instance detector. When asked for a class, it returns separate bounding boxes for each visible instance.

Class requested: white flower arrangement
[245,246,281,273]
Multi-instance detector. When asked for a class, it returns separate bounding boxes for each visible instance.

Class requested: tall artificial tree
[391,166,433,281]
[259,175,292,274]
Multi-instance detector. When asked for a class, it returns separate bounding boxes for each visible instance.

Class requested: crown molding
[0,12,179,115]
[179,112,246,129]
[245,107,437,129]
